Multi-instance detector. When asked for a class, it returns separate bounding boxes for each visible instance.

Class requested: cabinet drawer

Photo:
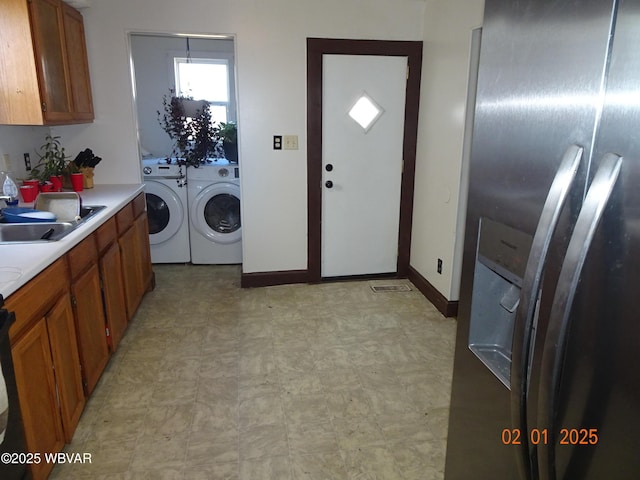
[132,192,146,218]
[116,203,134,234]
[6,258,68,343]
[95,216,117,253]
[67,235,98,280]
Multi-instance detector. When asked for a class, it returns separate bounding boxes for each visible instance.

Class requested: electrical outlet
[283,135,298,150]
[437,258,443,274]
[273,135,282,150]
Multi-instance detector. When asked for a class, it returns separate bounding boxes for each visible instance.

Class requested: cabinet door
[119,224,143,320]
[135,212,153,292]
[71,263,110,396]
[12,319,64,480]
[46,292,85,442]
[100,241,128,351]
[28,0,73,122]
[62,2,93,121]
[0,0,43,124]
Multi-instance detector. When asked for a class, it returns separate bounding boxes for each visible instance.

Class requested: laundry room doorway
[128,32,237,162]
[306,38,423,281]
[128,31,241,266]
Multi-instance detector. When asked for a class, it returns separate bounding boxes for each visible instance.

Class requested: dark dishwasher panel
[0,295,29,480]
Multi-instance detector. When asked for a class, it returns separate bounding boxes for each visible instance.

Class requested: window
[174,58,230,124]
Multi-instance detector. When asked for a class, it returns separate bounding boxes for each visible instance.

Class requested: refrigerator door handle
[537,153,623,480]
[510,144,584,479]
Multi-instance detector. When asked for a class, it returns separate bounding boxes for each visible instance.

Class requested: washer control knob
[325,180,333,189]
[143,166,152,175]
[325,164,333,172]
[219,168,229,177]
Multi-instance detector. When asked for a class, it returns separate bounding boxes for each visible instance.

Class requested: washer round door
[144,180,185,245]
[190,182,241,244]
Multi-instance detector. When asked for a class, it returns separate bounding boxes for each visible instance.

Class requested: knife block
[79,167,94,188]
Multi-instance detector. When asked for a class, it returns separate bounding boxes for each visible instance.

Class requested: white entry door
[321,54,408,277]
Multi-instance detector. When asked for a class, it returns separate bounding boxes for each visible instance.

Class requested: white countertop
[0,184,145,299]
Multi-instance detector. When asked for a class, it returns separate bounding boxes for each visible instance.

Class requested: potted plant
[218,121,238,163]
[30,134,70,189]
[157,92,219,168]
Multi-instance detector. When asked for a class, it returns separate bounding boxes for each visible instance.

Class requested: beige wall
[410,0,485,301]
[1,0,489,297]
[49,0,425,274]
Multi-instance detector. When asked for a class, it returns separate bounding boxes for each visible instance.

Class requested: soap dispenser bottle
[1,171,19,206]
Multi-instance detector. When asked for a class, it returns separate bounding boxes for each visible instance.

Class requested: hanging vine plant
[157,91,220,168]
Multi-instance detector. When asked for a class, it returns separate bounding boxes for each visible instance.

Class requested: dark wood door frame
[307,38,423,282]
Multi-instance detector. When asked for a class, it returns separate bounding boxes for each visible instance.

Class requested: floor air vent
[370,284,412,293]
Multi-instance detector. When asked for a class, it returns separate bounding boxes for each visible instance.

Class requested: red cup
[23,179,40,189]
[49,175,63,192]
[40,182,54,192]
[71,173,84,192]
[20,185,38,203]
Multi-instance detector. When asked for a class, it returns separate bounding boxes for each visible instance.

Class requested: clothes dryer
[187,160,242,264]
[142,158,190,263]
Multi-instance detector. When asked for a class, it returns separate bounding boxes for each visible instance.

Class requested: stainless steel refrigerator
[445,1,640,479]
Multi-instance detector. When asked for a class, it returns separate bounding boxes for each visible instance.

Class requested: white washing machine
[187,160,242,264]
[142,158,191,263]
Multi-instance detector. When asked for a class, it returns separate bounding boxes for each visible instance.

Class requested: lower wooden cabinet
[100,240,128,351]
[135,211,153,290]
[7,192,154,479]
[119,221,141,320]
[11,292,85,480]
[45,292,86,441]
[12,320,63,480]
[70,262,110,396]
[118,193,154,321]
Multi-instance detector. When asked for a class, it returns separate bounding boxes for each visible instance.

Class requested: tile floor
[50,264,456,480]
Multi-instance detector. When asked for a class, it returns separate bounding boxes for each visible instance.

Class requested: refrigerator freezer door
[445,0,617,479]
[538,153,622,480]
[540,1,640,477]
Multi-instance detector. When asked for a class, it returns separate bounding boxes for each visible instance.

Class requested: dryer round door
[190,182,241,244]
[144,180,185,245]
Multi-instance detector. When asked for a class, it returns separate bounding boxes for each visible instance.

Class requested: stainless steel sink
[79,205,106,222]
[0,205,106,244]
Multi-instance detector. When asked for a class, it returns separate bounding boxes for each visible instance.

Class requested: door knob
[325,180,333,188]
[325,164,333,172]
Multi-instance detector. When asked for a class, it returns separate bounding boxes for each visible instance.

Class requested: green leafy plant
[30,134,70,181]
[218,121,238,163]
[218,121,237,144]
[157,92,219,167]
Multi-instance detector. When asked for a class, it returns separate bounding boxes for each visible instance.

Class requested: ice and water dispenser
[468,218,532,389]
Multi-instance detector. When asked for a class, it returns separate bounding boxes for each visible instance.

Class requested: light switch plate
[283,135,298,150]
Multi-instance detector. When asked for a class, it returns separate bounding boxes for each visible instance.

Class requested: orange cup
[20,185,38,203]
[71,173,84,192]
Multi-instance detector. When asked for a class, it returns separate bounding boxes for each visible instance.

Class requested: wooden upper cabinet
[62,2,94,120]
[29,0,73,122]
[0,0,94,125]
[0,0,42,124]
